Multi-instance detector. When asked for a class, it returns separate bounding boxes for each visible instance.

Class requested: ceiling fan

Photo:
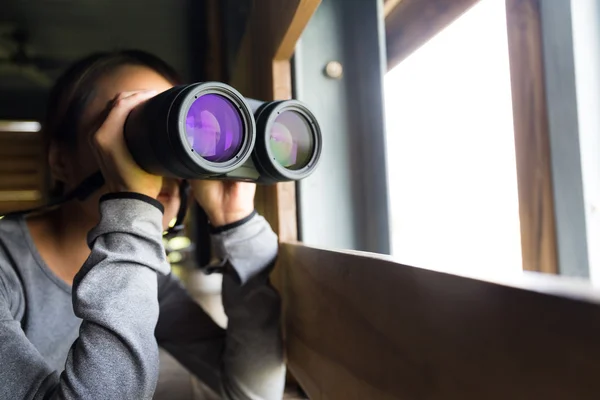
[0,26,68,86]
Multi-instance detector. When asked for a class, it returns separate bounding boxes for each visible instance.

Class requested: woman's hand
[190,180,256,227]
[91,90,162,198]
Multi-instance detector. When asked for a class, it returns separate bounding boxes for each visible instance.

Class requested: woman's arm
[156,212,286,400]
[0,89,173,399]
[0,195,170,400]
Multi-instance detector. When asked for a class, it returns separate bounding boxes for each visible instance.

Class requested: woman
[0,50,285,399]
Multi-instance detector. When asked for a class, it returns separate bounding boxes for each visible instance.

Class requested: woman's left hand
[190,180,256,227]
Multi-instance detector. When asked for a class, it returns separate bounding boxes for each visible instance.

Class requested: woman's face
[52,65,181,229]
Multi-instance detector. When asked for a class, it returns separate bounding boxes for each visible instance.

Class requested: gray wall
[294,0,391,254]
[294,0,600,279]
[539,0,590,278]
[571,0,600,285]
[0,0,202,119]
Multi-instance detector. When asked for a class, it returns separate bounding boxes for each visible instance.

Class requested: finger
[114,90,148,100]
[109,89,157,118]
[94,90,157,148]
[102,90,151,112]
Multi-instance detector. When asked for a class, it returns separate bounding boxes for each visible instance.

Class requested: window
[571,0,600,286]
[384,0,522,277]
[0,120,44,215]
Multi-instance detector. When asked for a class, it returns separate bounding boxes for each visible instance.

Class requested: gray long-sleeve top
[0,193,286,399]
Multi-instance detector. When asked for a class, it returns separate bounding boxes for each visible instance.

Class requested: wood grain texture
[275,0,322,61]
[506,0,558,274]
[226,3,320,388]
[204,0,226,81]
[0,200,40,214]
[229,0,320,242]
[0,143,42,156]
[385,0,480,70]
[0,174,42,189]
[0,132,46,213]
[384,0,404,18]
[0,158,40,172]
[279,242,600,399]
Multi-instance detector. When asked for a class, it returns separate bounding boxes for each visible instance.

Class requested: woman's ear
[48,141,71,184]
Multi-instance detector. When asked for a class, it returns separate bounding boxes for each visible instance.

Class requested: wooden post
[229,0,321,243]
[385,0,481,70]
[506,0,559,274]
[224,0,321,390]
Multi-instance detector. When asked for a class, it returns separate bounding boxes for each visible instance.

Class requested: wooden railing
[0,123,45,214]
[279,242,600,399]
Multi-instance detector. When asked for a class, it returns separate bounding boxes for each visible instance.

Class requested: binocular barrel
[124,82,322,183]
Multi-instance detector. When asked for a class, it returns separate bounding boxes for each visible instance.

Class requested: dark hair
[43,49,183,195]
[44,49,183,148]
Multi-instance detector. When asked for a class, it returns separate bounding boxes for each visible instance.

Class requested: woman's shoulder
[0,216,29,320]
[0,215,29,255]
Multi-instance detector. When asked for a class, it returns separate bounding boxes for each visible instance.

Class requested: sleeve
[0,193,171,400]
[155,211,286,400]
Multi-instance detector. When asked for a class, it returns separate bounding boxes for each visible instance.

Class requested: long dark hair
[43,49,183,195]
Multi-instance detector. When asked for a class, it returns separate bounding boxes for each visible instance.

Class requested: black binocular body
[124,82,322,184]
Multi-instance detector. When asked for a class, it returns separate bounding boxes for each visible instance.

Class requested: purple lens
[270,111,314,170]
[185,94,244,162]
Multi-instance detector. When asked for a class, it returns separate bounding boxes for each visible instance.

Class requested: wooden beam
[384,0,404,18]
[0,158,40,172]
[275,0,322,61]
[506,0,558,274]
[0,200,42,214]
[0,174,41,189]
[0,190,42,202]
[0,131,47,212]
[229,0,321,242]
[204,0,226,82]
[385,0,480,70]
[280,242,600,399]
[225,1,321,388]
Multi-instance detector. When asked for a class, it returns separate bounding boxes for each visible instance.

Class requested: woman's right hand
[91,90,163,198]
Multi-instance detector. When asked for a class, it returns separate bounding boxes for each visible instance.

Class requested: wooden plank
[204,0,226,82]
[0,200,42,215]
[0,143,42,156]
[385,0,480,70]
[0,190,42,202]
[0,174,42,189]
[229,0,321,242]
[384,0,404,18]
[254,59,297,244]
[274,0,322,61]
[0,158,41,172]
[506,0,558,274]
[280,242,600,399]
[224,1,320,389]
[230,0,321,99]
[0,132,40,142]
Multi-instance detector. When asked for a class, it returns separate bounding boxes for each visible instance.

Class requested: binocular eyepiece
[124,82,322,183]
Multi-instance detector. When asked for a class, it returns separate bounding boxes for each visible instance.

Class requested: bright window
[384,0,522,277]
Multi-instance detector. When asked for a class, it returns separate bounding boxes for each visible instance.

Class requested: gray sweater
[0,194,285,399]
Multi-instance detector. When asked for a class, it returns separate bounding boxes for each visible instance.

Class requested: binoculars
[124,82,322,183]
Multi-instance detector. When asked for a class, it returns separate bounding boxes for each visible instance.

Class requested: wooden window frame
[385,0,481,71]
[386,0,559,274]
[0,121,45,214]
